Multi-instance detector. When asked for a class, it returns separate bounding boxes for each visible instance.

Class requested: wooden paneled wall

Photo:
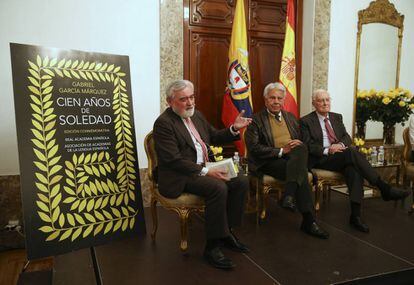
[184,0,302,130]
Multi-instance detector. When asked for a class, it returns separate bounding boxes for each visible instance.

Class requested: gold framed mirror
[352,0,404,142]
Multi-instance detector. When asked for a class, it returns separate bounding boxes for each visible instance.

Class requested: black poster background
[10,43,145,260]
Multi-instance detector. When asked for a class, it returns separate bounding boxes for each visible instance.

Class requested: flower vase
[383,124,395,145]
[356,122,366,139]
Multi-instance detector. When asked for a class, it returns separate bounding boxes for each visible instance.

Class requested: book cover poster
[10,43,145,260]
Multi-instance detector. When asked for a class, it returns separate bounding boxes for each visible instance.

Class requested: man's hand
[328,143,346,154]
[206,168,230,181]
[282,139,302,154]
[233,110,252,130]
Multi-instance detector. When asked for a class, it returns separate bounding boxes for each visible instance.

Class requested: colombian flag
[221,0,253,155]
[279,0,298,117]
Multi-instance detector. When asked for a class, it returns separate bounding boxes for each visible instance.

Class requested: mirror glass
[357,23,399,140]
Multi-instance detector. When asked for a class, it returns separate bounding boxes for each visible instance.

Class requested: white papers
[205,158,237,179]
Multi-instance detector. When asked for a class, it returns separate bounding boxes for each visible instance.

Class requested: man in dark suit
[153,80,252,270]
[245,82,329,239]
[300,89,410,233]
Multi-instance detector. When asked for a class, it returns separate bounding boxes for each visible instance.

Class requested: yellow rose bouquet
[353,137,365,147]
[357,88,414,144]
[353,137,368,156]
[370,88,414,125]
[210,146,223,162]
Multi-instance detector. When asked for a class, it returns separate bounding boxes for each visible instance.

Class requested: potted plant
[356,89,376,139]
[358,88,414,144]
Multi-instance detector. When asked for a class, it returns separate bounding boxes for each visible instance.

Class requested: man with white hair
[245,82,329,239]
[153,79,252,270]
[300,89,409,233]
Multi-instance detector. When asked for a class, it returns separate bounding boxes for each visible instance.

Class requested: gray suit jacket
[300,111,352,167]
[153,108,239,198]
[245,109,300,173]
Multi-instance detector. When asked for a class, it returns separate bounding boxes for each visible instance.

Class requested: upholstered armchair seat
[262,174,282,185]
[154,189,205,207]
[260,172,313,185]
[311,168,345,210]
[311,168,344,181]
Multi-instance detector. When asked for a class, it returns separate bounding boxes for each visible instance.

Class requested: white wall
[328,0,414,144]
[0,0,160,174]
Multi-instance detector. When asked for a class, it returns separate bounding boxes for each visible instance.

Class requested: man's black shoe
[281,195,297,212]
[300,221,330,239]
[382,187,410,201]
[222,232,250,253]
[203,247,235,270]
[349,216,370,233]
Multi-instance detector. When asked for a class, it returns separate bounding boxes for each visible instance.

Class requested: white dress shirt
[182,118,209,176]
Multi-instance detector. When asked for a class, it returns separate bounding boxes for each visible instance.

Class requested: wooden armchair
[252,166,345,216]
[401,127,414,212]
[242,133,315,221]
[252,172,315,221]
[144,131,205,251]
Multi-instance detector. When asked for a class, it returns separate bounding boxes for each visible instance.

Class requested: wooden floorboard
[95,209,277,285]
[317,190,414,263]
[1,191,413,285]
[53,248,96,285]
[237,193,414,285]
[0,249,53,285]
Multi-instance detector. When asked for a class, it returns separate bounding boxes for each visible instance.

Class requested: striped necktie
[185,118,209,162]
[324,117,338,144]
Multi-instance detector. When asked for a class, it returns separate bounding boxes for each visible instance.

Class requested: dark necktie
[324,117,338,144]
[185,118,209,162]
[275,112,281,122]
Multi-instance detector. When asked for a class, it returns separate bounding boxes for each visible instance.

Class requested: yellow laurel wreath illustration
[28,55,138,242]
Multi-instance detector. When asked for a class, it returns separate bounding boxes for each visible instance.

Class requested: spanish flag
[221,0,253,155]
[279,0,298,117]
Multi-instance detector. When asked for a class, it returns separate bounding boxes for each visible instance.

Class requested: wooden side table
[372,162,401,185]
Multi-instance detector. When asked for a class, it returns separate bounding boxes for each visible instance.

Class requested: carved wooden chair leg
[177,208,191,251]
[256,178,265,223]
[315,181,322,211]
[277,189,282,201]
[410,180,414,214]
[322,184,328,201]
[325,184,331,203]
[408,180,414,214]
[245,177,257,214]
[150,197,158,241]
[255,179,260,223]
[328,184,332,201]
[261,185,270,220]
[311,183,317,212]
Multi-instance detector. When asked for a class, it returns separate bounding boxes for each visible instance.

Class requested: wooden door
[184,0,302,149]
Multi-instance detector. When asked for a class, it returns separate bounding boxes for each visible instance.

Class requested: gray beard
[172,106,195,119]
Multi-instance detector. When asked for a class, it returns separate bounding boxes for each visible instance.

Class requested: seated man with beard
[153,79,252,269]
